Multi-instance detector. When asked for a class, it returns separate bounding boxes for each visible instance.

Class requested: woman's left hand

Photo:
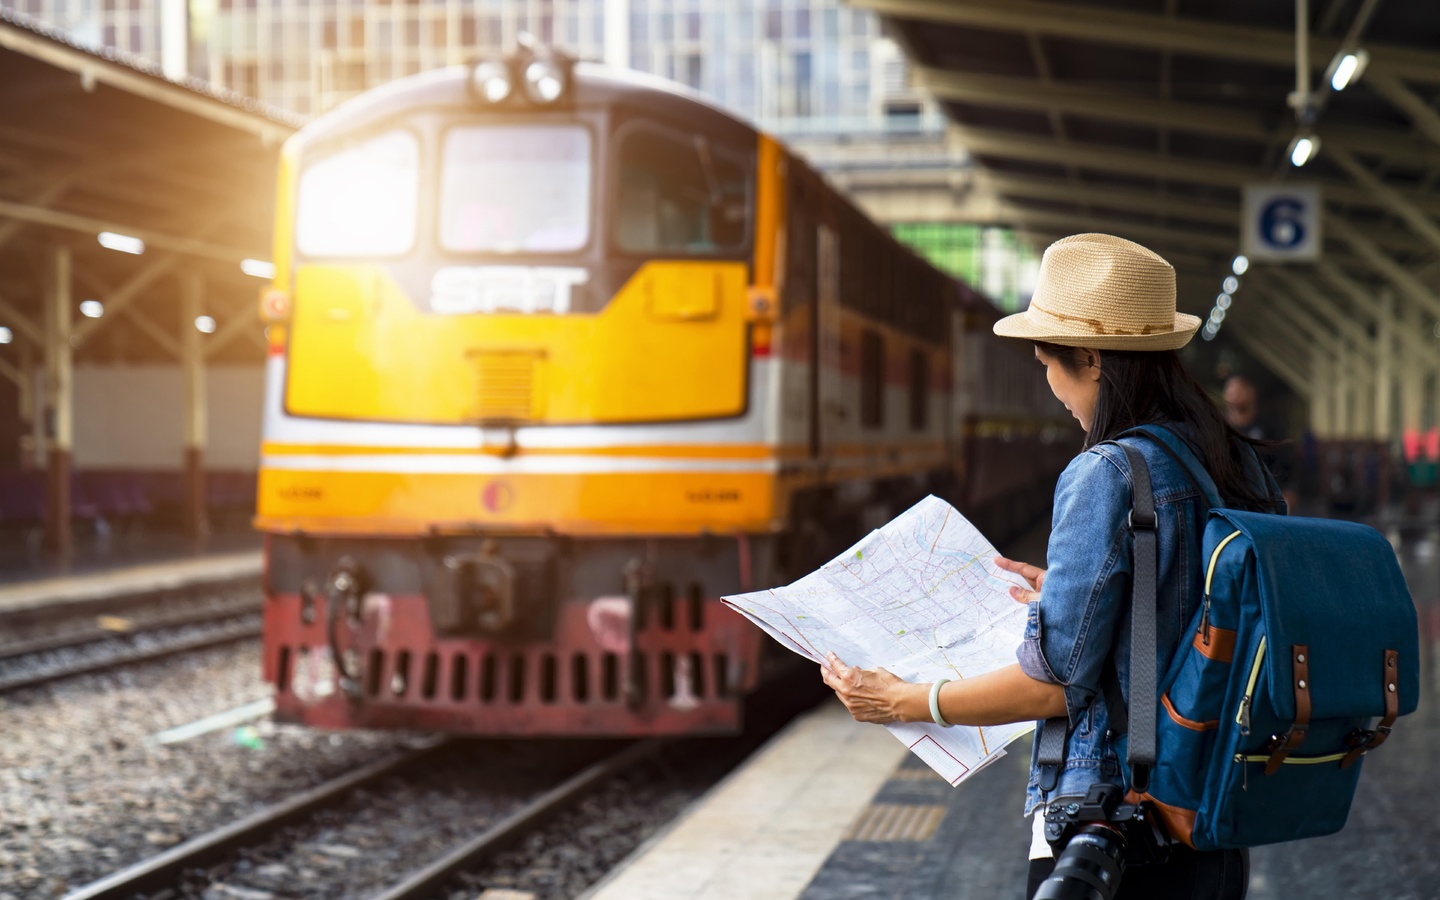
[821,652,913,724]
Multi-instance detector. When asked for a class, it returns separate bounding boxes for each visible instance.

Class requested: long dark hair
[1034,341,1272,509]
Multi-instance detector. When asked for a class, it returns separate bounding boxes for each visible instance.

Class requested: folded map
[722,495,1036,786]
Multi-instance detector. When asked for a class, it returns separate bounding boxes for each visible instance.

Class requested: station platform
[0,547,262,620]
[586,526,1440,900]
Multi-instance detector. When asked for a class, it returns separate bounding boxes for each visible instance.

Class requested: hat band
[1028,299,1169,337]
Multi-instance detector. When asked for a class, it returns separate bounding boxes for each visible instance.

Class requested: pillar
[1374,290,1394,443]
[181,272,208,539]
[44,246,72,556]
[603,0,630,69]
[1309,347,1331,439]
[17,341,37,470]
[1399,301,1425,435]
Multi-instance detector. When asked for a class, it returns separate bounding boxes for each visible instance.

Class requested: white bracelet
[929,677,953,727]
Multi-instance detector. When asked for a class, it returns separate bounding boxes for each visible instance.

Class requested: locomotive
[254,48,1070,736]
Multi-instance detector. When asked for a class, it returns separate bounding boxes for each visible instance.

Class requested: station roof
[0,7,297,366]
[856,0,1440,384]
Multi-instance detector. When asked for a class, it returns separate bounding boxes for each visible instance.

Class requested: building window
[909,348,928,431]
[860,330,884,429]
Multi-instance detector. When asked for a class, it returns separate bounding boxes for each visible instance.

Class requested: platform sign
[1242,184,1322,262]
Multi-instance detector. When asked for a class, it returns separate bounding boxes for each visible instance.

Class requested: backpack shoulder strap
[1119,424,1223,509]
[1115,441,1158,792]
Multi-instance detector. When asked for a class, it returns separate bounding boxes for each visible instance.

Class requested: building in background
[0,0,1033,310]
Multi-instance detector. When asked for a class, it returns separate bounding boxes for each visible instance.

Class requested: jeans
[1026,845,1249,899]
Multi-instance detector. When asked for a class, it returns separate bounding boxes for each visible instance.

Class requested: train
[253,47,1071,736]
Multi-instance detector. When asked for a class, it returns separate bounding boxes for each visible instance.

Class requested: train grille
[471,351,542,421]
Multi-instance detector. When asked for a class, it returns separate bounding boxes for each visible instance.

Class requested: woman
[822,234,1281,899]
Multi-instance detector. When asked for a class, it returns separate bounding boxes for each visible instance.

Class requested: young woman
[822,234,1281,899]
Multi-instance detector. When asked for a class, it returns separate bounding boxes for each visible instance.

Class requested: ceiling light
[1330,50,1369,92]
[195,315,217,334]
[0,327,12,345]
[1232,255,1249,275]
[98,231,145,255]
[1217,294,1232,310]
[79,300,104,318]
[241,259,276,279]
[1223,276,1240,294]
[1289,134,1320,167]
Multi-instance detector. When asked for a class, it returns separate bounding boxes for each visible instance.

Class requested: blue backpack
[1039,425,1420,851]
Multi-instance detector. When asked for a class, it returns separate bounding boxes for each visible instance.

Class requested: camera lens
[1034,824,1126,900]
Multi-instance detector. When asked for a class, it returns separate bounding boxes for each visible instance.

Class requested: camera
[1034,782,1172,900]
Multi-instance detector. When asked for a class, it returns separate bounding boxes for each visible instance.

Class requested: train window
[860,329,884,428]
[297,129,418,258]
[439,124,592,254]
[613,126,748,254]
[909,348,928,431]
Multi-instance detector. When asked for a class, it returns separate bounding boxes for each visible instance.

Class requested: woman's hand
[994,556,1046,604]
[820,652,919,725]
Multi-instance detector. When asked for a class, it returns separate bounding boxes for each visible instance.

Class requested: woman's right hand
[994,556,1046,604]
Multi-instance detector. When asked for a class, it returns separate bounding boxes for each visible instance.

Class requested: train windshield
[296,130,419,258]
[439,124,592,255]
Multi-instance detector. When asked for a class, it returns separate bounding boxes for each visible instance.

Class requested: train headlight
[523,59,566,104]
[472,61,513,103]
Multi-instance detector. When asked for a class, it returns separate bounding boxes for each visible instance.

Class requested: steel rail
[61,738,451,900]
[0,619,263,694]
[0,597,261,661]
[370,740,668,900]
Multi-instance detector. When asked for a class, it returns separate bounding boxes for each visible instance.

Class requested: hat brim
[993,310,1202,351]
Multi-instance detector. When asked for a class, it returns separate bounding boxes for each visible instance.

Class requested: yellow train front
[254,50,966,735]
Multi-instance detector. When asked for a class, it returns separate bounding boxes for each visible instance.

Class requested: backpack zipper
[1235,635,1267,736]
[1234,751,1353,765]
[1200,530,1244,645]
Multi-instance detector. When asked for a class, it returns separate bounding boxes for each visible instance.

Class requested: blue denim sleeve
[1016,449,1132,727]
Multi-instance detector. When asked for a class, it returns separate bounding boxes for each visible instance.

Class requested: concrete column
[1399,301,1425,434]
[1335,342,1353,438]
[181,273,208,539]
[1310,347,1332,439]
[44,246,72,556]
[17,341,36,470]
[603,0,630,69]
[1374,290,1394,443]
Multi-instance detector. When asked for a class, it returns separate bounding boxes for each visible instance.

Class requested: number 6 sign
[1242,184,1322,262]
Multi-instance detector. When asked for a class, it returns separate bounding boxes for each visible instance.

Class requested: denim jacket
[1018,426,1284,815]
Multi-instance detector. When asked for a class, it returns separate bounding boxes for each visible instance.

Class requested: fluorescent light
[1289,135,1319,167]
[79,300,104,318]
[241,259,276,279]
[1217,294,1232,310]
[0,327,11,344]
[1212,308,1226,323]
[1232,255,1249,275]
[98,231,145,255]
[195,315,217,334]
[1331,50,1368,92]
[1223,276,1240,294]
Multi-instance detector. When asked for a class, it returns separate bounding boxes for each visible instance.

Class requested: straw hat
[993,233,1201,351]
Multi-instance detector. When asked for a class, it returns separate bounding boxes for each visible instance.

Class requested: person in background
[1225,374,1296,509]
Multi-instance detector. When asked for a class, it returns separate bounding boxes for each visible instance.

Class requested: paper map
[722,495,1036,786]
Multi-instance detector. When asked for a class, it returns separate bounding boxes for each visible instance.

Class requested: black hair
[1033,341,1273,509]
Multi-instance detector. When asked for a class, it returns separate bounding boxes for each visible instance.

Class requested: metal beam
[1363,69,1440,151]
[944,125,1440,219]
[1227,328,1312,398]
[0,291,41,344]
[1324,214,1440,323]
[916,67,1440,170]
[0,198,263,265]
[73,256,182,345]
[1307,263,1440,369]
[0,19,300,141]
[0,355,22,390]
[1327,145,1440,256]
[852,0,1440,84]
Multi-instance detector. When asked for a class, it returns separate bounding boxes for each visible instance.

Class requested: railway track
[61,738,663,900]
[0,599,263,694]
